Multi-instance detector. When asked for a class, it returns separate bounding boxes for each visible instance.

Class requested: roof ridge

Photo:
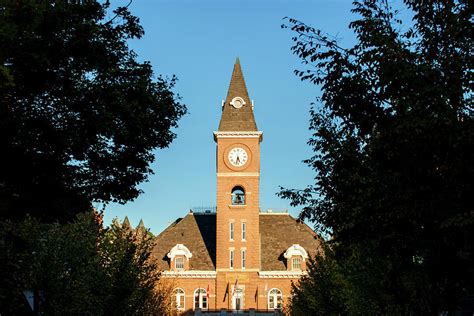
[153,216,185,239]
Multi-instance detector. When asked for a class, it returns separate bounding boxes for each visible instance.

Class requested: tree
[286,246,347,316]
[281,0,473,313]
[100,218,163,315]
[0,0,186,221]
[0,212,170,315]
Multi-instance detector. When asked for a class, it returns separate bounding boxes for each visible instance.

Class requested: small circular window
[230,96,246,109]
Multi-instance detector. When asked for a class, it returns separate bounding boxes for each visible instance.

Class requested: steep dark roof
[153,213,321,271]
[260,214,321,270]
[122,216,131,230]
[218,58,258,132]
[152,213,216,270]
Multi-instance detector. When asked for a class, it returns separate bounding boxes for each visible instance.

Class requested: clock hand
[236,156,240,164]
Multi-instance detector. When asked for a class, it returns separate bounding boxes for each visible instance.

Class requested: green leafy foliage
[0,212,168,315]
[0,0,186,221]
[281,0,473,313]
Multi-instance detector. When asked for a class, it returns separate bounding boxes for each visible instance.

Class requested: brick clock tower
[214,58,263,309]
[152,58,320,314]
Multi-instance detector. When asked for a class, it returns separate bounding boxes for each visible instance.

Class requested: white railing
[191,206,217,214]
[259,208,288,214]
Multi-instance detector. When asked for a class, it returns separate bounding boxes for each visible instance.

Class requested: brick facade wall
[163,273,299,313]
[216,137,261,271]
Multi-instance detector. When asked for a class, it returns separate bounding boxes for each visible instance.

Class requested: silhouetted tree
[281,0,473,313]
[0,212,168,315]
[0,0,186,221]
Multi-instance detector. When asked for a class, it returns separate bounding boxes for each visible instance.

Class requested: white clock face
[228,147,248,167]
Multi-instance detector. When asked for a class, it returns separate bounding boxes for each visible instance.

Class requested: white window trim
[193,288,208,310]
[241,221,246,241]
[229,221,234,241]
[268,288,283,310]
[241,249,246,269]
[229,248,235,269]
[292,257,302,271]
[175,256,185,270]
[174,288,185,310]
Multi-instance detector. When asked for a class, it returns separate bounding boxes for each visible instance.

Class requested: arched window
[231,186,245,205]
[173,288,185,310]
[268,288,283,310]
[194,288,208,310]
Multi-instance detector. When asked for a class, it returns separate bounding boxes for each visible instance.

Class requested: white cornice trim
[213,131,263,142]
[216,268,260,272]
[217,172,260,177]
[258,271,307,278]
[161,271,217,278]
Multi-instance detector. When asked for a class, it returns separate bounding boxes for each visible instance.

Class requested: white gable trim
[167,244,193,261]
[283,244,309,260]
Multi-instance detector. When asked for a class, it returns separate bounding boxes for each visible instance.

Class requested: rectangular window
[230,221,234,241]
[175,257,184,270]
[241,249,246,269]
[241,222,246,241]
[269,295,275,309]
[175,289,185,309]
[230,249,234,269]
[178,295,184,309]
[292,257,302,270]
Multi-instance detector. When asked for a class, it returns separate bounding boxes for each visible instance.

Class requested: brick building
[152,59,321,314]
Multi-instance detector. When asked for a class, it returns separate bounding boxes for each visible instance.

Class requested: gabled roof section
[218,58,258,131]
[152,213,216,270]
[260,214,322,271]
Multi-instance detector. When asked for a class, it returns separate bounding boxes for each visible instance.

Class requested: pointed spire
[137,219,145,230]
[122,216,131,230]
[218,58,258,131]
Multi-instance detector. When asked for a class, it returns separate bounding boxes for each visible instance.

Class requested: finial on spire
[235,57,240,65]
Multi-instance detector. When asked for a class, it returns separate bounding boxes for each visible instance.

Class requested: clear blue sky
[101,0,357,234]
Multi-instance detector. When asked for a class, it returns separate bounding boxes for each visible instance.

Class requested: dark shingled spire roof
[122,216,131,230]
[218,58,258,131]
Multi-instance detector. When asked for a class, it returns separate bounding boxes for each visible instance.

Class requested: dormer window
[283,244,308,271]
[167,244,192,271]
[175,256,185,270]
[291,257,302,271]
[231,186,245,205]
